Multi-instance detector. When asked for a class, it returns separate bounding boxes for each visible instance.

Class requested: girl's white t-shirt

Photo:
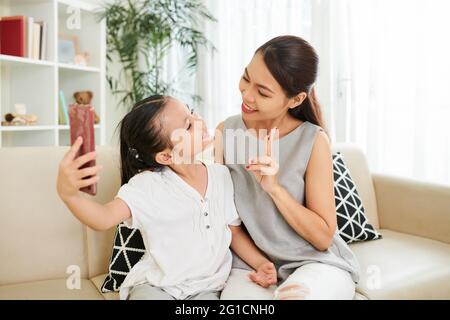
[115,163,241,300]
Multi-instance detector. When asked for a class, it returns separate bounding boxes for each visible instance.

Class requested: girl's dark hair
[256,35,325,130]
[118,95,171,185]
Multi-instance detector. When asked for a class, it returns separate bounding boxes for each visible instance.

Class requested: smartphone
[69,104,97,196]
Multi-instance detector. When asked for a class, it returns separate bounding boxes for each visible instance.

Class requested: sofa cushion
[332,144,380,229]
[0,146,122,285]
[0,147,89,285]
[333,153,382,243]
[101,224,146,292]
[91,274,119,300]
[350,229,450,299]
[0,279,104,300]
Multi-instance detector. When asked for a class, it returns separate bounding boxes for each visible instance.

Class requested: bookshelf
[0,0,106,147]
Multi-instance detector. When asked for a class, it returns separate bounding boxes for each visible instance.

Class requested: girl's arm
[230,225,268,269]
[57,137,131,231]
[230,225,277,287]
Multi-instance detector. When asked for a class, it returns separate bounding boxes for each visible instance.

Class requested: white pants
[221,263,355,300]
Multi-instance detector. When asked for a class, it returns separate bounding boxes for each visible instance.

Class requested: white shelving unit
[0,0,106,147]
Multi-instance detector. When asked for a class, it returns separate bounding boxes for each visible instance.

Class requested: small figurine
[73,52,90,67]
[2,113,38,126]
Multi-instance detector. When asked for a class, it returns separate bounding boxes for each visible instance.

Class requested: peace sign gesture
[245,128,280,194]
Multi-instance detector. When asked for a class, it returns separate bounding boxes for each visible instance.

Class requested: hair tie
[128,147,143,163]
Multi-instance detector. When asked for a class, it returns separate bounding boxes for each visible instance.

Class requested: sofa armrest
[372,173,450,244]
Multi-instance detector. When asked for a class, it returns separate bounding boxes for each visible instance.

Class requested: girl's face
[159,98,212,164]
[239,52,303,122]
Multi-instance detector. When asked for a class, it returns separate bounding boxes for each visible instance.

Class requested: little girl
[57,95,277,300]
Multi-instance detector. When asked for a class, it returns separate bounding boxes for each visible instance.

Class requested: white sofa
[0,145,449,299]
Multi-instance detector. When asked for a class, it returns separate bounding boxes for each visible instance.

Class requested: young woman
[215,36,360,300]
[56,95,277,300]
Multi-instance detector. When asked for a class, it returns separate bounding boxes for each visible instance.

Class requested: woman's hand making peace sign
[245,128,280,194]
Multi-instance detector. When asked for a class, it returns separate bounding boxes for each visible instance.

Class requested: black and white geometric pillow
[333,152,382,244]
[101,223,146,292]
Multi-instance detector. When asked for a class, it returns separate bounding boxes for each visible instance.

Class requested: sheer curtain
[326,0,450,185]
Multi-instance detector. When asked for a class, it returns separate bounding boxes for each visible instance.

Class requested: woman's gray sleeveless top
[223,114,360,282]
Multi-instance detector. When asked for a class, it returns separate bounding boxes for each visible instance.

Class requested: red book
[0,16,27,57]
[69,104,97,196]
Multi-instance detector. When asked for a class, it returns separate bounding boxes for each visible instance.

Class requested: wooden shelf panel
[58,63,100,73]
[0,55,55,67]
[0,125,55,132]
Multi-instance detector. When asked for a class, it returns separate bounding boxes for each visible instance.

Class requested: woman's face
[239,52,299,122]
[159,98,212,164]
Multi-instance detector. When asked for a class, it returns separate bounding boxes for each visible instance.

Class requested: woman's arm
[267,131,337,251]
[57,137,131,231]
[230,225,277,287]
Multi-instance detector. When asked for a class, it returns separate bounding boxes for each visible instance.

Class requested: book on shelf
[39,21,47,61]
[0,16,27,57]
[58,96,67,125]
[59,91,69,125]
[32,21,40,59]
[27,16,33,58]
[0,15,47,60]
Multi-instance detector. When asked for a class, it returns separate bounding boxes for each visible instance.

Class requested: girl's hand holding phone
[57,136,102,201]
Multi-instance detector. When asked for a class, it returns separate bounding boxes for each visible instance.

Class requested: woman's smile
[241,102,258,114]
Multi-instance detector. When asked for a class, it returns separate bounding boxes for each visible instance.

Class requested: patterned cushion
[333,152,382,243]
[101,223,146,292]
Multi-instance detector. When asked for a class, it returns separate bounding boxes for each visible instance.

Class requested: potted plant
[98,0,216,110]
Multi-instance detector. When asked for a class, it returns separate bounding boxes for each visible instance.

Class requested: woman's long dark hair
[256,35,325,130]
[118,95,171,185]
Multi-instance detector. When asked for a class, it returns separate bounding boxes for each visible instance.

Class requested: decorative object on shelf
[14,103,27,115]
[58,33,90,66]
[73,52,90,66]
[73,91,100,124]
[58,36,78,63]
[2,113,38,126]
[1,103,38,126]
[58,34,79,64]
[97,0,216,110]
